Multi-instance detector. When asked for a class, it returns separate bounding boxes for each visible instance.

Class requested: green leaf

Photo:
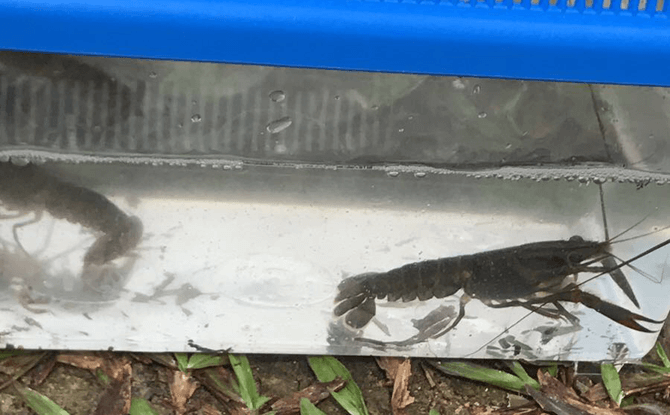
[505,362,540,390]
[95,368,111,386]
[308,356,369,415]
[620,395,635,408]
[428,409,440,415]
[0,350,27,360]
[601,363,624,405]
[229,354,271,411]
[641,362,670,374]
[13,382,70,415]
[175,353,189,373]
[300,398,327,415]
[656,343,670,369]
[130,398,161,415]
[186,354,227,370]
[546,364,558,377]
[435,362,533,393]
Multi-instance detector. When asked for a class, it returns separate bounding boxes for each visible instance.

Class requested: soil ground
[1,319,669,415]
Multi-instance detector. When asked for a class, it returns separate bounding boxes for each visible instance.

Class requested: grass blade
[656,343,670,369]
[13,382,70,415]
[308,356,369,415]
[601,363,624,406]
[229,354,271,411]
[175,353,189,373]
[130,397,161,415]
[435,361,531,393]
[300,397,327,415]
[505,361,540,390]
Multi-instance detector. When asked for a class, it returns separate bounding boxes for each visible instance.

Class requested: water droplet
[191,114,202,123]
[414,172,426,178]
[472,84,481,94]
[149,71,157,79]
[387,171,399,177]
[10,157,29,166]
[398,128,405,133]
[266,116,292,134]
[478,112,487,119]
[408,115,414,120]
[274,143,288,154]
[269,90,285,103]
[452,79,466,90]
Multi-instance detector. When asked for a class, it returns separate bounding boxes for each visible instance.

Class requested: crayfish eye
[569,235,584,243]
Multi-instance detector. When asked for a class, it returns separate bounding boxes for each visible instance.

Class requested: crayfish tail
[83,215,143,266]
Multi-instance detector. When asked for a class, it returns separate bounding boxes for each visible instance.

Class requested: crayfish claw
[575,290,662,333]
[601,256,641,309]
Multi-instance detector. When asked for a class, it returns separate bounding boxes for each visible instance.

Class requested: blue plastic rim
[0,0,668,86]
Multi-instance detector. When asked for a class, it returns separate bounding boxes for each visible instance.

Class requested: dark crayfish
[334,232,669,346]
[0,161,142,268]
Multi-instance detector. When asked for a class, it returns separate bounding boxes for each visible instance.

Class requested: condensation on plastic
[1,52,670,179]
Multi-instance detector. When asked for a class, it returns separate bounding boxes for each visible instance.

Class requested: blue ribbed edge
[0,0,668,86]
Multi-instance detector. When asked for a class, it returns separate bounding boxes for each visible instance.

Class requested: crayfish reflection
[0,161,143,311]
[331,232,669,351]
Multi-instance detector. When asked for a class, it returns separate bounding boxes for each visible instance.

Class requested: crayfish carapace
[334,231,669,347]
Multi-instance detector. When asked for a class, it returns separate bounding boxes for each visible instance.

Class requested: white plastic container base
[1,160,668,361]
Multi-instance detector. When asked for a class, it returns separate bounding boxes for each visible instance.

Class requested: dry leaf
[391,359,414,415]
[24,352,57,386]
[376,357,414,415]
[201,403,223,415]
[271,378,346,414]
[93,362,132,415]
[377,357,402,380]
[535,370,624,415]
[57,353,106,371]
[169,369,199,414]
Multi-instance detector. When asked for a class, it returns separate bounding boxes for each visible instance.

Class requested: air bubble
[269,90,286,103]
[266,116,292,134]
